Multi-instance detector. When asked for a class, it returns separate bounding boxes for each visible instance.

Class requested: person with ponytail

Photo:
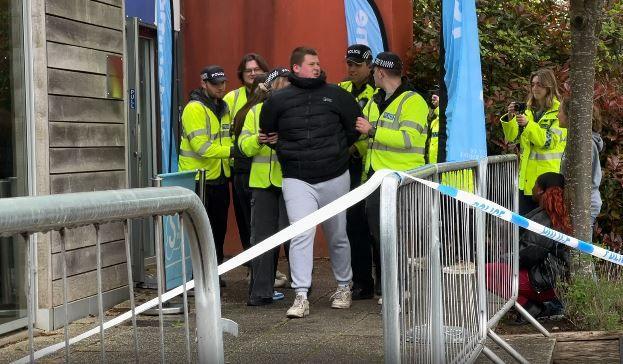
[238,68,292,306]
[486,172,571,323]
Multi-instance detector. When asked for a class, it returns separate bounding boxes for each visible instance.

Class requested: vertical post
[60,228,70,363]
[153,176,166,363]
[475,159,489,341]
[179,214,192,363]
[123,220,140,362]
[430,174,445,363]
[25,233,35,364]
[511,162,520,300]
[380,174,401,363]
[198,169,206,205]
[95,224,106,362]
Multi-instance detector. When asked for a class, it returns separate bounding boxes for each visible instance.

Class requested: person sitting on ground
[486,172,571,323]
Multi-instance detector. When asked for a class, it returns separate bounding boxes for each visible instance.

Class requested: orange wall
[182,0,413,257]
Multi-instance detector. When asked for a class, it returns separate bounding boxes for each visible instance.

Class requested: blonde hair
[527,68,561,111]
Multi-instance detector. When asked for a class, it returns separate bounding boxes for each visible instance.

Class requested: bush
[560,274,623,331]
[407,0,623,250]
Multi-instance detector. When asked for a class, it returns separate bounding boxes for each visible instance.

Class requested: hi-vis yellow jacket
[223,86,248,120]
[178,100,232,180]
[501,99,566,195]
[362,90,429,178]
[338,80,376,158]
[238,103,283,188]
[427,106,440,164]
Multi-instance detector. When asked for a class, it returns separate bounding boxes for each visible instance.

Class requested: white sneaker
[378,297,383,305]
[330,286,352,309]
[286,294,309,318]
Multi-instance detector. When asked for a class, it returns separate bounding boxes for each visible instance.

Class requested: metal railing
[380,155,533,363]
[0,187,229,363]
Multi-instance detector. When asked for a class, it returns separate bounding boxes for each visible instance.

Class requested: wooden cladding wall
[45,0,127,308]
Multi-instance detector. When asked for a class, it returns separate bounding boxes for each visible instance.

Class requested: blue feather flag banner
[442,0,487,161]
[343,0,387,57]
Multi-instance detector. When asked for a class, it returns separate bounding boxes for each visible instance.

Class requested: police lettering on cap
[264,67,290,88]
[200,65,227,84]
[372,52,403,71]
[346,44,372,64]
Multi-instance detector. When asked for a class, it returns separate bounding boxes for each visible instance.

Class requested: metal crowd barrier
[0,187,230,363]
[380,155,541,363]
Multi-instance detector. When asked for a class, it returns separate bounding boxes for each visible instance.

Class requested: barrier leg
[487,328,530,364]
[514,302,551,337]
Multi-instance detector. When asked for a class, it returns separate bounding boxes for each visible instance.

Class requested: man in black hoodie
[260,47,361,318]
[178,66,233,286]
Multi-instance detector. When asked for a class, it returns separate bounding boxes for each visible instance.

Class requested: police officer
[501,68,566,215]
[355,52,429,300]
[427,93,440,164]
[239,68,291,306]
[179,66,233,275]
[339,44,376,300]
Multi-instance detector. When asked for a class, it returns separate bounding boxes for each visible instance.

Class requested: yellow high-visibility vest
[501,98,566,195]
[362,90,429,177]
[238,103,283,188]
[178,100,232,180]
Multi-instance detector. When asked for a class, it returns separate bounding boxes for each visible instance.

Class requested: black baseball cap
[346,44,373,64]
[264,67,290,88]
[200,65,227,84]
[372,52,403,71]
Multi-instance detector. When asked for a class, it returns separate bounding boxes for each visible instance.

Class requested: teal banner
[159,170,196,290]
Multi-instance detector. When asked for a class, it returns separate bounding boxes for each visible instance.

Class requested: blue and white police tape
[395,171,623,267]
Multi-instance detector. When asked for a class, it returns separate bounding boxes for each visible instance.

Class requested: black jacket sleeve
[335,87,362,146]
[259,96,279,134]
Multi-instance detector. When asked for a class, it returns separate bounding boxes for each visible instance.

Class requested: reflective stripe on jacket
[224,87,248,120]
[362,90,429,175]
[501,98,566,195]
[238,103,283,188]
[178,100,232,180]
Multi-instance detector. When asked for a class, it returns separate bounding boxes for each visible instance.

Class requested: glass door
[0,0,29,334]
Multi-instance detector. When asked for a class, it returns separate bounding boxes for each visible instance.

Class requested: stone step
[476,333,556,364]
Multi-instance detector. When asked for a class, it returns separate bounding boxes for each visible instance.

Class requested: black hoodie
[259,72,361,184]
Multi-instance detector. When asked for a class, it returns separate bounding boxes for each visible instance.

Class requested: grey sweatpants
[282,171,353,293]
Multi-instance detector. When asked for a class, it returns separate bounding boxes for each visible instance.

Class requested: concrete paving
[0,258,558,363]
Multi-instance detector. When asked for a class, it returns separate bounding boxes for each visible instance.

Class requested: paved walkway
[0,258,560,363]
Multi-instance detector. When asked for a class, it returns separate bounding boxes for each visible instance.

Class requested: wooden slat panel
[49,95,123,123]
[47,42,114,74]
[52,240,126,280]
[50,122,124,147]
[50,171,126,193]
[49,147,125,173]
[47,0,123,30]
[48,69,109,98]
[52,263,127,305]
[46,15,122,53]
[51,222,125,252]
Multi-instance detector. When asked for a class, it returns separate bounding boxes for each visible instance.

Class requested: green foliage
[407,0,623,250]
[560,274,623,331]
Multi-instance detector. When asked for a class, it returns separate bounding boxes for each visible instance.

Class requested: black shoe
[352,287,374,300]
[247,297,273,306]
[374,280,382,296]
[219,277,226,287]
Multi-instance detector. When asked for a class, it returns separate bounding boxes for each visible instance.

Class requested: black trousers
[232,172,252,253]
[248,187,290,300]
[199,181,230,264]
[365,187,382,288]
[347,157,376,290]
[519,189,538,215]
